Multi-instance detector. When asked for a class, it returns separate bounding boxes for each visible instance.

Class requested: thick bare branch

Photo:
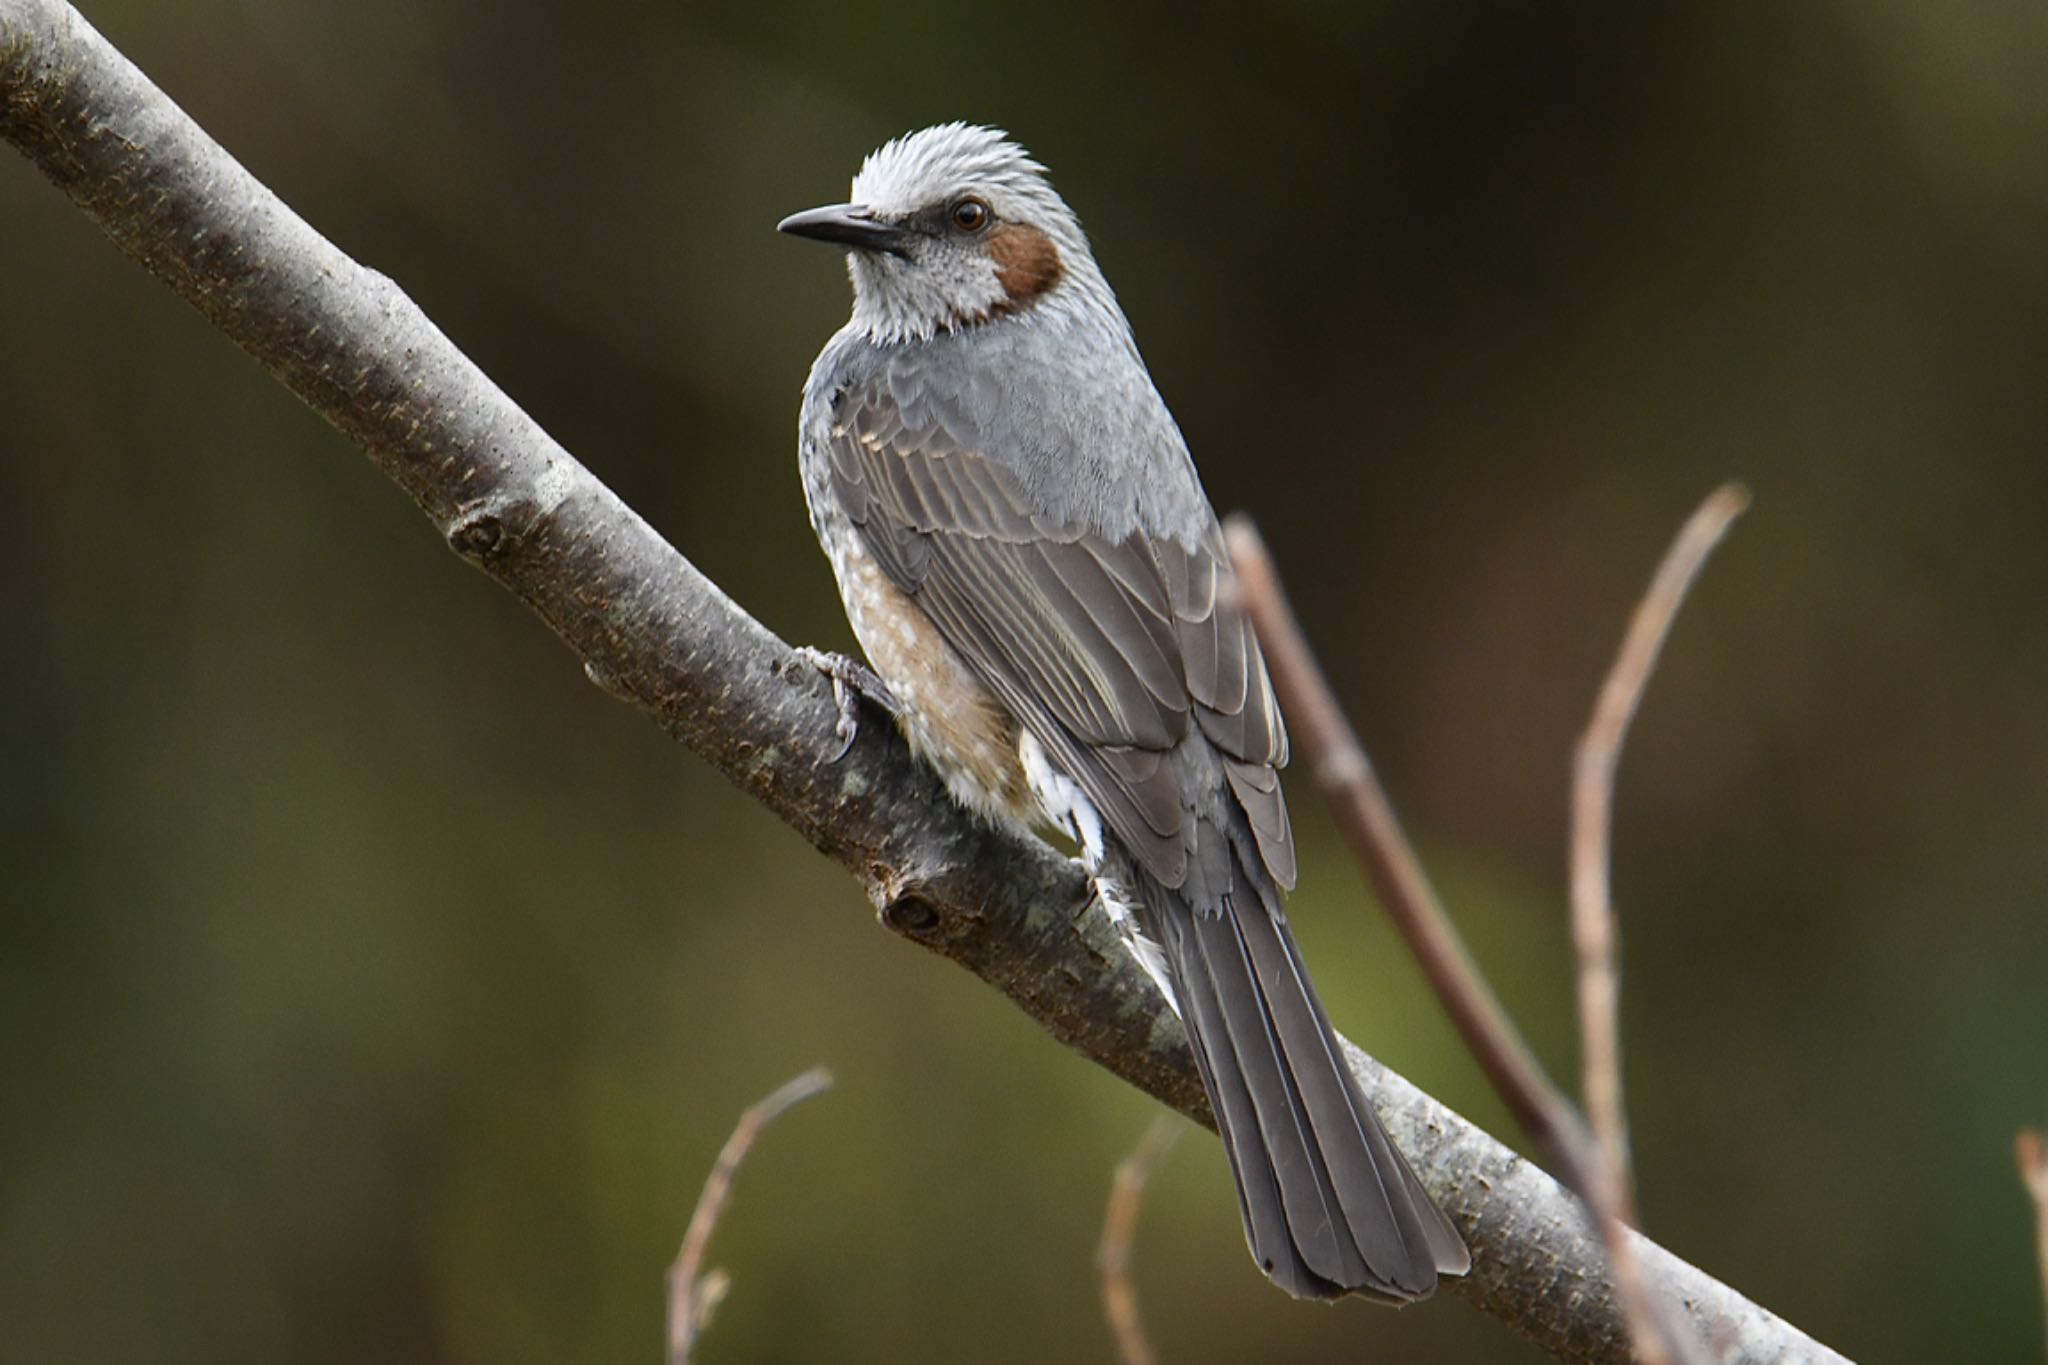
[0,5,1847,1360]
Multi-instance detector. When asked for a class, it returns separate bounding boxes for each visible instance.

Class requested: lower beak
[776,203,910,257]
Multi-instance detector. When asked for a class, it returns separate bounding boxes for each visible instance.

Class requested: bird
[778,123,1470,1302]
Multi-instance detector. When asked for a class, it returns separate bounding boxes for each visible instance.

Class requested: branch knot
[445,495,539,563]
[865,861,945,937]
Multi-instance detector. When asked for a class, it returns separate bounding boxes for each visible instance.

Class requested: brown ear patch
[988,222,1064,305]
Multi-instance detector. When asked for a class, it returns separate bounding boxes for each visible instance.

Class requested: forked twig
[1097,1117,1184,1365]
[1571,483,1751,1365]
[667,1067,834,1365]
[2018,1127,2048,1360]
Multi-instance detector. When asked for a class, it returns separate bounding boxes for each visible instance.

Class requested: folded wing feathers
[832,371,1297,895]
[1226,759,1298,890]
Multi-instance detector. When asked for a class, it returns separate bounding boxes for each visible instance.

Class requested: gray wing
[823,356,1296,897]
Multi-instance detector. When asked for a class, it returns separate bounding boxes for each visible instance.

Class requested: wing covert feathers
[827,366,1292,896]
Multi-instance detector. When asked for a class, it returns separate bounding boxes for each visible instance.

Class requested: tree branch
[0,3,1848,1359]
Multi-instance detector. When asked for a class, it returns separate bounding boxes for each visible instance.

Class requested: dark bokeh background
[6,2,2046,1361]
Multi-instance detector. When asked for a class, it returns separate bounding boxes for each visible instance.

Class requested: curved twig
[1571,484,1750,1365]
[668,1068,835,1364]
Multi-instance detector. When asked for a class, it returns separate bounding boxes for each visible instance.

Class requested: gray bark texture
[0,2,1848,1360]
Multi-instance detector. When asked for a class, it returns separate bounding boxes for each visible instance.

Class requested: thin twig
[1224,515,1598,1192]
[1229,489,1747,1365]
[668,1067,834,1365]
[1571,482,1750,1365]
[1572,484,1750,1219]
[2018,1127,2048,1360]
[1097,1117,1183,1365]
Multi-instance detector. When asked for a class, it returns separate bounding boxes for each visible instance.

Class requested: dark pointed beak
[776,203,910,256]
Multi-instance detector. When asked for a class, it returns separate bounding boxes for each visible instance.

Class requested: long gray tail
[1140,851,1469,1301]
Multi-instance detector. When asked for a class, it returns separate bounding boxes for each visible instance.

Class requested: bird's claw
[792,646,900,761]
[1070,860,1108,922]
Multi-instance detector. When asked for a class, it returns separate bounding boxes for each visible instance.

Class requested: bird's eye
[950,197,991,232]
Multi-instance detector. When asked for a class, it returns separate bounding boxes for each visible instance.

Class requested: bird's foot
[792,646,900,761]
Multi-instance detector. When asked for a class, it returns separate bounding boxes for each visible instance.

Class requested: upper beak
[776,203,910,257]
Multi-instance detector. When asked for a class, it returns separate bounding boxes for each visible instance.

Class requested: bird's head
[779,123,1113,344]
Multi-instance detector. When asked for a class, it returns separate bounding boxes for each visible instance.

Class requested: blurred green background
[5,1,2047,1361]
